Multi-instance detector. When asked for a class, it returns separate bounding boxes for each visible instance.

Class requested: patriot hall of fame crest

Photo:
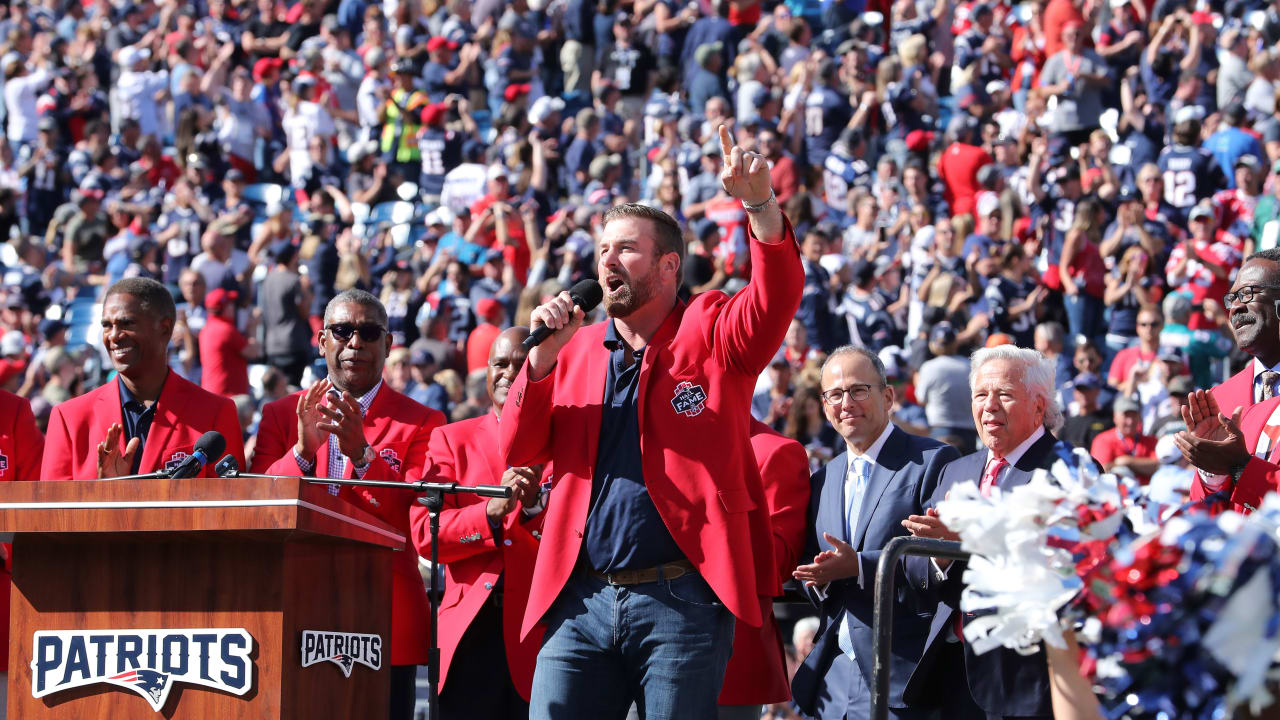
[670,381,708,417]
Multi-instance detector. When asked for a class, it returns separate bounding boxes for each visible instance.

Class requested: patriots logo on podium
[163,452,190,475]
[670,381,707,417]
[0,451,8,477]
[300,630,382,678]
[109,669,171,709]
[379,448,402,473]
[32,628,254,712]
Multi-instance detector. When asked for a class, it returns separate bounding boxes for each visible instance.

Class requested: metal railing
[870,536,971,720]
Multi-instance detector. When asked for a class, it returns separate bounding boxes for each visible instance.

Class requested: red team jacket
[409,412,545,698]
[0,390,44,672]
[252,385,442,666]
[1210,364,1256,418]
[499,222,804,638]
[41,372,245,481]
[1190,394,1280,512]
[719,421,810,705]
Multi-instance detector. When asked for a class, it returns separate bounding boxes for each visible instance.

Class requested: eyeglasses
[325,323,386,343]
[1224,285,1280,308]
[821,383,882,406]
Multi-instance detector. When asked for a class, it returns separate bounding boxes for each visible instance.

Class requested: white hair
[792,616,820,648]
[969,345,1064,432]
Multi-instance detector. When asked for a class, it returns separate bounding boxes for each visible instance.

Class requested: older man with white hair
[899,345,1074,720]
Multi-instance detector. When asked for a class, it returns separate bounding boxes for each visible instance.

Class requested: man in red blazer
[501,125,805,719]
[251,289,443,720]
[1210,251,1280,413]
[410,326,546,719]
[42,278,245,481]
[1181,386,1280,512]
[0,389,43,691]
[718,420,811,719]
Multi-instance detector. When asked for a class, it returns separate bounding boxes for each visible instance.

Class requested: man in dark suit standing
[902,346,1074,720]
[791,346,960,720]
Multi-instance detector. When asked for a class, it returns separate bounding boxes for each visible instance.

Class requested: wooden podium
[0,476,404,718]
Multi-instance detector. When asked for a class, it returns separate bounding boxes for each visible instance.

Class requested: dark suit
[903,430,1073,720]
[792,425,960,720]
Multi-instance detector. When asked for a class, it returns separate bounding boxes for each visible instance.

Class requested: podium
[0,476,403,718]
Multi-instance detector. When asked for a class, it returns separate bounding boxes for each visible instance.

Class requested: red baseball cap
[205,288,239,311]
[905,129,935,152]
[427,36,458,52]
[503,83,532,103]
[253,57,283,82]
[475,298,504,323]
[420,103,447,126]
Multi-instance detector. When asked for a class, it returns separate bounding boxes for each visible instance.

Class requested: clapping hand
[793,533,861,586]
[1173,389,1249,474]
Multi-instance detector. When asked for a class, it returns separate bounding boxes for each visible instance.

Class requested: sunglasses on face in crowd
[325,323,386,343]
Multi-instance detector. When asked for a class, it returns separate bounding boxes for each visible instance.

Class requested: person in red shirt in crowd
[1213,154,1264,243]
[1090,395,1159,483]
[1166,202,1243,330]
[937,115,992,218]
[410,326,545,719]
[1042,0,1090,59]
[138,136,181,190]
[759,125,800,207]
[1108,307,1180,390]
[469,166,531,284]
[0,388,43,690]
[465,297,505,374]
[199,288,260,397]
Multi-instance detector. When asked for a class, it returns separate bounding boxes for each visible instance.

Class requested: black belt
[587,559,695,586]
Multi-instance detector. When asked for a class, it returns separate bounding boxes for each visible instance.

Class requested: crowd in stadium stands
[3,0,1280,713]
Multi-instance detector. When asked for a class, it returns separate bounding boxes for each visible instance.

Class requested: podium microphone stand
[218,459,510,720]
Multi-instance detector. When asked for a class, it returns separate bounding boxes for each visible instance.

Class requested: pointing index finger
[718,123,733,163]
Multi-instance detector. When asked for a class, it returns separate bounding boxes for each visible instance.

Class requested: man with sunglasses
[250,289,444,720]
[499,125,804,719]
[791,347,959,720]
[1209,249,1280,413]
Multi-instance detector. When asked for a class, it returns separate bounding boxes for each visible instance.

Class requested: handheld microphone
[522,279,604,351]
[168,431,227,479]
[214,454,241,478]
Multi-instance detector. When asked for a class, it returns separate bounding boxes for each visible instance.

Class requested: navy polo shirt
[582,321,684,573]
[118,372,165,474]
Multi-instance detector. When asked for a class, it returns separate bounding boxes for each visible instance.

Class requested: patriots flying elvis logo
[31,628,254,712]
[300,630,382,677]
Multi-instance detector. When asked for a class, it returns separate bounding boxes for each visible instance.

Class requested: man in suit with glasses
[791,346,959,720]
[251,288,445,720]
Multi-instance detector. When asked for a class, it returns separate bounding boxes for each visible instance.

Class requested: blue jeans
[529,570,736,720]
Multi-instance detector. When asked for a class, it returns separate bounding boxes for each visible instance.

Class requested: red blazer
[41,372,245,481]
[1210,364,1255,417]
[719,421,810,706]
[408,412,544,699]
[0,390,43,673]
[1190,395,1280,512]
[500,221,804,638]
[251,384,442,666]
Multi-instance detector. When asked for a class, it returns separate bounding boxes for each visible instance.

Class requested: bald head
[488,326,531,413]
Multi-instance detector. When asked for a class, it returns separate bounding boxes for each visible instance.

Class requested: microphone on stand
[167,431,227,479]
[214,454,241,478]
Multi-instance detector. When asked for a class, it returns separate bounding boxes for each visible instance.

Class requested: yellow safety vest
[380,89,429,162]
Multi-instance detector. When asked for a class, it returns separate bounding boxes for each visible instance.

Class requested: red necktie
[957,456,1009,642]
[980,456,1008,497]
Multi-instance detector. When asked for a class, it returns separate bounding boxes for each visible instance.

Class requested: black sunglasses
[325,323,386,342]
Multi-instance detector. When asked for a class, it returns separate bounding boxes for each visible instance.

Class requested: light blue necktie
[837,456,871,658]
